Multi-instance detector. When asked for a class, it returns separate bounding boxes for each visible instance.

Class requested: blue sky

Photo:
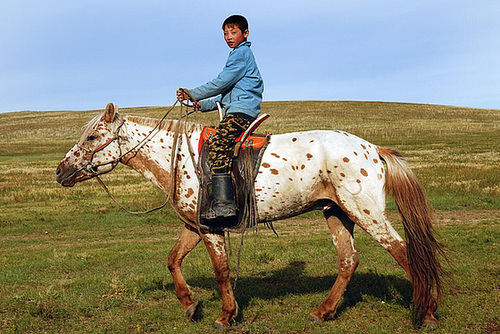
[1,0,499,113]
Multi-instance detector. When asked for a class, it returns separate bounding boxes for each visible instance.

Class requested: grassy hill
[1,101,498,211]
[0,101,499,333]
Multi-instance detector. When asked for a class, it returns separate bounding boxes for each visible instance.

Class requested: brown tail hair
[377,146,444,325]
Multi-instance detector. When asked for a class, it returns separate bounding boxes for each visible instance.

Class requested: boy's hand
[192,101,201,112]
[176,88,201,112]
[176,88,189,102]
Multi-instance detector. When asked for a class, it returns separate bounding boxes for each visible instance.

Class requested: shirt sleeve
[188,49,247,101]
[200,96,221,112]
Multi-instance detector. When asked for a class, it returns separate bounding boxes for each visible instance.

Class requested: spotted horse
[56,103,444,329]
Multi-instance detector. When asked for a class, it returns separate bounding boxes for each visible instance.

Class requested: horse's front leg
[167,224,202,320]
[309,205,359,321]
[201,231,238,329]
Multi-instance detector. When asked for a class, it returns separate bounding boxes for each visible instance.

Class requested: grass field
[0,101,499,333]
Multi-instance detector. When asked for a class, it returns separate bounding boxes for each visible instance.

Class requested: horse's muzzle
[56,164,78,187]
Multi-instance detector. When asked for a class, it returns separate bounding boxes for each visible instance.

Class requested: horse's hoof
[212,321,227,330]
[186,302,199,321]
[307,315,321,323]
[422,320,439,330]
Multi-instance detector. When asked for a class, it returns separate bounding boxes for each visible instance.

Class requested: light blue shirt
[188,41,264,119]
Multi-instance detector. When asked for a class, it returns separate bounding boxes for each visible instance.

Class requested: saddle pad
[198,126,269,154]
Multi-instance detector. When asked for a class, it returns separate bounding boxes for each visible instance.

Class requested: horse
[56,103,444,329]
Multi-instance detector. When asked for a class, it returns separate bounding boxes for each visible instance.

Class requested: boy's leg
[208,114,253,220]
[208,114,253,173]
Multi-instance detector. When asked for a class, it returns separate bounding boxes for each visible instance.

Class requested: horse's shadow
[144,260,412,321]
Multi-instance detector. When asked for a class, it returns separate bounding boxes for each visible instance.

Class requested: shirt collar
[234,40,251,49]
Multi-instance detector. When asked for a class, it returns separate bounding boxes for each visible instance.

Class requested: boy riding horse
[177,14,264,227]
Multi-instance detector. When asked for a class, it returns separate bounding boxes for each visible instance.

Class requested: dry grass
[1,100,498,208]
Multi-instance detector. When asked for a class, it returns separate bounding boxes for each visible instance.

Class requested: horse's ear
[104,103,117,122]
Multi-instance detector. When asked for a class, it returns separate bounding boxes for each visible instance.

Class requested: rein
[83,101,180,172]
[87,100,195,215]
[95,175,170,214]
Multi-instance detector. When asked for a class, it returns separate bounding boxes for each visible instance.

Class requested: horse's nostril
[56,167,61,176]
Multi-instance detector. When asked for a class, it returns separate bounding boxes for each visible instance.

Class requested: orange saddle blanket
[198,126,269,154]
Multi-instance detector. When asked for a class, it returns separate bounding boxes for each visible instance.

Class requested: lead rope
[179,102,202,182]
[233,227,246,291]
[179,102,248,291]
[178,101,247,291]
[96,176,171,214]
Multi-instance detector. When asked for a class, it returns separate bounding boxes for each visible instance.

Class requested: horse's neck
[119,116,201,192]
[122,117,177,159]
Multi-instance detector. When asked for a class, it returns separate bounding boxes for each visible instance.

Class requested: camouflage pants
[209,113,253,174]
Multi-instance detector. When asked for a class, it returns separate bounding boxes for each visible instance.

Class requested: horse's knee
[167,249,179,273]
[213,262,231,284]
[168,225,202,273]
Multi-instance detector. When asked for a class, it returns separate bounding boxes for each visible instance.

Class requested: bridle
[77,118,126,175]
[74,100,200,214]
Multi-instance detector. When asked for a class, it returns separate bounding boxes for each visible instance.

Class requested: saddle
[196,114,271,233]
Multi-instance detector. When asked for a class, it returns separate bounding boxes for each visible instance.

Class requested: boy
[177,14,264,222]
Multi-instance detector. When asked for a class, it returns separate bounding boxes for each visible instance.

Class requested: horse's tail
[377,146,444,325]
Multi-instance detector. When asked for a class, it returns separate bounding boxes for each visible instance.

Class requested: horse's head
[56,103,124,187]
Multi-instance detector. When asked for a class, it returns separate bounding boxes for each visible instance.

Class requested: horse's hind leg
[379,234,439,327]
[359,217,440,327]
[167,224,202,320]
[340,203,439,327]
[201,231,238,329]
[309,204,359,321]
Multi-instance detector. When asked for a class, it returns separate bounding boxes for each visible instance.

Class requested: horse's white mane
[78,113,104,145]
[78,114,203,146]
[78,112,124,145]
[81,113,102,131]
[125,115,202,133]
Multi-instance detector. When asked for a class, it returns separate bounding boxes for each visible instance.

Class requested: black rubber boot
[211,173,237,218]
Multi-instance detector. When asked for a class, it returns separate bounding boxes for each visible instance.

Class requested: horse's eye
[87,135,97,141]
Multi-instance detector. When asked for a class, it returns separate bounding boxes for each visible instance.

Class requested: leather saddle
[198,113,270,155]
[196,114,271,232]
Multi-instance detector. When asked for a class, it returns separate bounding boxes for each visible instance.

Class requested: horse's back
[255,130,386,221]
[262,130,381,176]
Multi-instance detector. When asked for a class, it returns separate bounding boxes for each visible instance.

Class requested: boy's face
[223,24,249,49]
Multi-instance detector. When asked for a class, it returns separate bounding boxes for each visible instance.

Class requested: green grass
[0,101,499,333]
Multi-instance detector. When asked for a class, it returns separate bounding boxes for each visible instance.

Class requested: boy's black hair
[222,15,248,33]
